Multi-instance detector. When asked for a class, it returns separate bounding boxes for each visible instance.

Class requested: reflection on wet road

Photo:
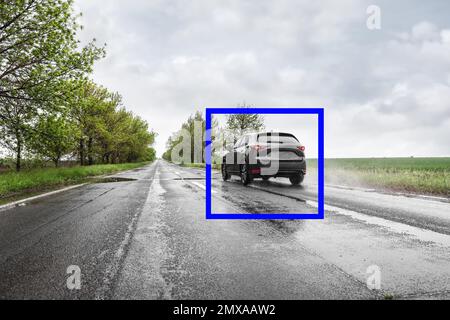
[0,160,449,300]
[116,161,450,300]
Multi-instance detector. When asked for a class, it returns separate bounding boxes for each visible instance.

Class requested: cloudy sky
[75,0,450,158]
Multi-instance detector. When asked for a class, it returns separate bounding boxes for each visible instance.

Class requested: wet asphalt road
[0,160,449,300]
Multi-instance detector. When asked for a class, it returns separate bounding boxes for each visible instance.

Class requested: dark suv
[222,132,307,186]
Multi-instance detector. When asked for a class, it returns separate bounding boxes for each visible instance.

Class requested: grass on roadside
[180,163,221,170]
[308,158,450,196]
[0,162,150,203]
[175,158,449,196]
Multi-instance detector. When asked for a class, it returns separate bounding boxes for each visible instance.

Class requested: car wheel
[222,164,230,181]
[240,164,253,186]
[289,174,304,186]
[262,176,270,182]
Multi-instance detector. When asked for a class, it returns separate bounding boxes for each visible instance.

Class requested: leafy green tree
[163,132,184,162]
[63,80,156,165]
[64,80,110,165]
[0,0,105,101]
[0,2,156,171]
[225,104,265,144]
[163,111,220,164]
[121,115,156,163]
[226,108,265,141]
[30,113,77,167]
[182,111,205,163]
[97,103,128,164]
[0,0,105,171]
[141,147,156,162]
[0,98,34,171]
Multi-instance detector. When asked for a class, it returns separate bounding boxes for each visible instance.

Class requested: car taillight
[251,145,267,152]
[298,146,305,152]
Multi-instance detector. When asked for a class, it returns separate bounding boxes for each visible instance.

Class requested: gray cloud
[75,0,450,157]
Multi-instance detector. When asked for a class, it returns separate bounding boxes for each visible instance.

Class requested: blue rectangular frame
[205,107,325,220]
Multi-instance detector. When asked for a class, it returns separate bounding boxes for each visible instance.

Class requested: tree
[181,111,205,163]
[119,115,156,163]
[0,2,156,170]
[29,113,77,167]
[64,80,110,165]
[0,0,105,171]
[163,131,184,163]
[163,111,223,164]
[141,147,156,162]
[0,0,105,102]
[97,103,128,164]
[163,111,208,164]
[226,104,265,142]
[64,80,156,165]
[0,97,34,171]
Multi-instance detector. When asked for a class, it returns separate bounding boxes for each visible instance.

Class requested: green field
[308,158,450,196]
[176,158,450,196]
[0,162,150,204]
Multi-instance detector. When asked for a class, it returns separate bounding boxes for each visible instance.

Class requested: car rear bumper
[249,160,306,177]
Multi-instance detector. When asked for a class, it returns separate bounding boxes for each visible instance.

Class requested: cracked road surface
[0,160,449,299]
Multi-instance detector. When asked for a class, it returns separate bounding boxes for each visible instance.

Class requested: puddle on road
[264,220,305,236]
[93,177,138,183]
[216,190,294,214]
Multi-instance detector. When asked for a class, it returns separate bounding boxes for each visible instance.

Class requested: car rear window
[257,134,299,144]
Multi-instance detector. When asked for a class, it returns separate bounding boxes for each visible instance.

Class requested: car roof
[245,132,296,137]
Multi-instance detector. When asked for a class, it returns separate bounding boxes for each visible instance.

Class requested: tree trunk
[103,153,111,164]
[79,139,85,166]
[87,137,93,166]
[16,138,22,172]
[102,144,109,164]
[54,157,60,168]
